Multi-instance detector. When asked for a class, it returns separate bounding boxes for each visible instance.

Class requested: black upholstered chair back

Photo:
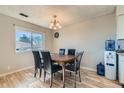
[75,51,84,70]
[59,49,65,55]
[32,51,41,68]
[41,51,52,73]
[68,49,75,55]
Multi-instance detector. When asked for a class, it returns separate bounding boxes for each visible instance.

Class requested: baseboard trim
[0,66,34,77]
[80,66,96,72]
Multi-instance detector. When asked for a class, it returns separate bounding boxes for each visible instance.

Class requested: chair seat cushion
[52,64,62,73]
[65,63,78,71]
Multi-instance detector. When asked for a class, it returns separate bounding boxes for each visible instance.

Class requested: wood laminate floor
[0,68,122,88]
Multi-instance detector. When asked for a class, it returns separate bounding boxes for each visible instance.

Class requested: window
[32,33,43,50]
[16,27,44,53]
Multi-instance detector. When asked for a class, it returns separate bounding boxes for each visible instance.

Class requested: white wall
[53,14,116,70]
[0,14,53,75]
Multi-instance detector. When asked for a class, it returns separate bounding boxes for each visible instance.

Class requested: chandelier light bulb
[50,22,54,26]
[53,27,57,30]
[56,22,60,26]
[49,25,52,29]
[58,25,62,29]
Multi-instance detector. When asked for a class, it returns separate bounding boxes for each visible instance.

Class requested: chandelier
[49,15,62,30]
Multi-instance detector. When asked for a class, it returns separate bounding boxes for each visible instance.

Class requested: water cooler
[104,40,117,80]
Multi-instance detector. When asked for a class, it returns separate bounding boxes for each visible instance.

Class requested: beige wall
[0,14,53,75]
[53,14,116,70]
[0,13,116,74]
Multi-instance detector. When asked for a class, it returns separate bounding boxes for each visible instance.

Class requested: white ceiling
[0,5,115,29]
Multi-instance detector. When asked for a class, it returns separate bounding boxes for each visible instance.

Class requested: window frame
[15,26,45,54]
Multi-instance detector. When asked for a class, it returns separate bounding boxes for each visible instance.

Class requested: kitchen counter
[117,53,124,56]
[116,50,124,56]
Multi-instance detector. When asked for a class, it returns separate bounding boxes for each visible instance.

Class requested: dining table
[51,53,75,88]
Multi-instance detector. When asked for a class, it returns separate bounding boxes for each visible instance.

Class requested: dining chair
[68,49,76,55]
[67,49,76,76]
[59,49,65,55]
[41,51,62,88]
[32,51,44,78]
[65,51,84,88]
[68,49,76,63]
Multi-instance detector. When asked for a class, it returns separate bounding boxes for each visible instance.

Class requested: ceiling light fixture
[49,15,62,30]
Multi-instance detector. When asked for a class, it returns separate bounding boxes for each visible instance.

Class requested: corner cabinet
[117,15,124,39]
[116,6,124,16]
[117,6,124,39]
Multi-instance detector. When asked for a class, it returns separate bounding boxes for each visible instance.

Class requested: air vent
[19,13,28,18]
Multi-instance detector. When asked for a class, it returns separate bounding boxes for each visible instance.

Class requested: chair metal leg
[54,73,55,76]
[79,70,81,82]
[70,72,71,77]
[75,71,76,88]
[39,69,42,78]
[44,71,46,82]
[61,70,63,80]
[76,71,77,74]
[34,68,37,77]
[50,74,53,88]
